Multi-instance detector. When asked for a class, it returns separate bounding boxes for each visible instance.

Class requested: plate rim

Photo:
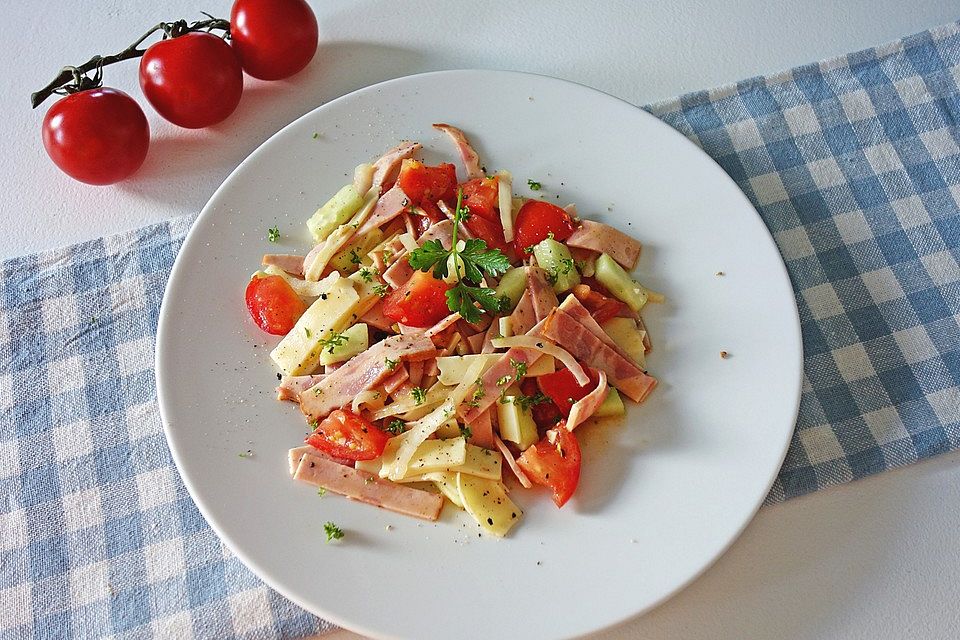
[156,68,803,639]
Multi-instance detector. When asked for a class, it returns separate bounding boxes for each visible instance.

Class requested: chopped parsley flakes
[411,387,427,405]
[267,226,280,243]
[384,357,398,371]
[373,283,388,297]
[459,425,472,439]
[527,179,542,191]
[323,521,344,542]
[317,330,348,354]
[385,419,405,435]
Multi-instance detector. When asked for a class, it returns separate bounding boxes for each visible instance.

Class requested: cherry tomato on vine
[42,87,149,185]
[230,0,319,80]
[139,32,243,129]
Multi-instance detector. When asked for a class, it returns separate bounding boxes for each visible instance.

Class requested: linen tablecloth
[2,21,959,639]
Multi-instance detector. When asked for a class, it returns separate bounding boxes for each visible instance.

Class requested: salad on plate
[244,124,662,537]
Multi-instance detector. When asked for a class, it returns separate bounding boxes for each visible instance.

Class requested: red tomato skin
[381,271,451,328]
[42,88,149,185]
[231,0,318,80]
[306,410,389,461]
[513,200,578,253]
[139,33,243,129]
[398,161,458,208]
[517,424,582,508]
[537,368,600,414]
[572,285,629,324]
[245,275,307,335]
[460,177,500,221]
[463,214,515,261]
[520,379,562,429]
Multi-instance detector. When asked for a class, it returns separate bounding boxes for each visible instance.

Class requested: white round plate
[157,70,801,640]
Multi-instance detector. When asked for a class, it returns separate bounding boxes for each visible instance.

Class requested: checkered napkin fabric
[2,21,960,640]
[648,21,960,503]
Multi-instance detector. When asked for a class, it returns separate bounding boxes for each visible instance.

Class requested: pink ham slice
[425,312,461,338]
[479,318,502,354]
[465,331,485,354]
[540,309,656,403]
[288,445,353,471]
[420,220,454,249]
[372,141,422,194]
[566,220,642,270]
[460,347,543,422]
[527,266,558,323]
[360,301,395,332]
[559,295,637,366]
[381,364,410,394]
[261,254,305,276]
[358,185,411,236]
[438,200,475,239]
[407,360,425,387]
[293,452,443,521]
[566,369,609,430]
[277,375,325,402]
[382,253,413,289]
[466,408,495,449]
[508,290,537,337]
[432,123,483,180]
[299,334,438,421]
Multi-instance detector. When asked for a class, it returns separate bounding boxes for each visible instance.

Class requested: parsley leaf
[267,226,280,242]
[411,387,426,405]
[385,419,405,435]
[406,188,511,322]
[323,521,344,542]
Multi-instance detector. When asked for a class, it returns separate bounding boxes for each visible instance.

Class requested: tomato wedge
[537,367,601,414]
[571,284,631,324]
[244,274,307,335]
[460,176,499,221]
[517,424,581,507]
[521,378,562,429]
[305,409,390,461]
[382,270,452,328]
[398,160,458,208]
[513,200,578,253]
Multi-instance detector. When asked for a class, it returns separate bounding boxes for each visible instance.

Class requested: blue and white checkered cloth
[2,21,960,639]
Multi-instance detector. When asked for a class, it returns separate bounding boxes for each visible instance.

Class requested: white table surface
[5,1,959,638]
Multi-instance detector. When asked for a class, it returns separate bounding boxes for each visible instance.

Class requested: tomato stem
[30,15,230,109]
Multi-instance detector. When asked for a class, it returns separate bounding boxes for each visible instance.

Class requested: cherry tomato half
[513,200,578,253]
[382,270,451,328]
[306,409,390,461]
[521,379,562,429]
[42,88,149,185]
[571,284,630,324]
[517,424,582,508]
[245,274,307,335]
[537,367,601,414]
[398,160,458,209]
[139,32,243,129]
[231,0,319,80]
[460,177,499,221]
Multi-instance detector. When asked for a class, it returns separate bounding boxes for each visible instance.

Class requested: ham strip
[540,309,656,403]
[381,364,410,394]
[567,370,609,430]
[509,290,537,336]
[566,220,642,270]
[559,295,636,365]
[407,360,425,387]
[495,436,532,489]
[527,267,558,322]
[288,445,353,470]
[480,318,501,354]
[360,301,395,332]
[420,220,454,249]
[382,254,414,288]
[433,123,483,180]
[460,347,543,422]
[466,408,495,449]
[425,312,461,337]
[300,334,438,421]
[277,375,325,402]
[465,331,485,354]
[357,186,411,236]
[294,453,443,521]
[261,254,305,276]
[372,141,422,194]
[438,200,475,239]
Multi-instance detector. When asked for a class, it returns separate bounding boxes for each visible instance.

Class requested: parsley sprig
[407,188,510,323]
